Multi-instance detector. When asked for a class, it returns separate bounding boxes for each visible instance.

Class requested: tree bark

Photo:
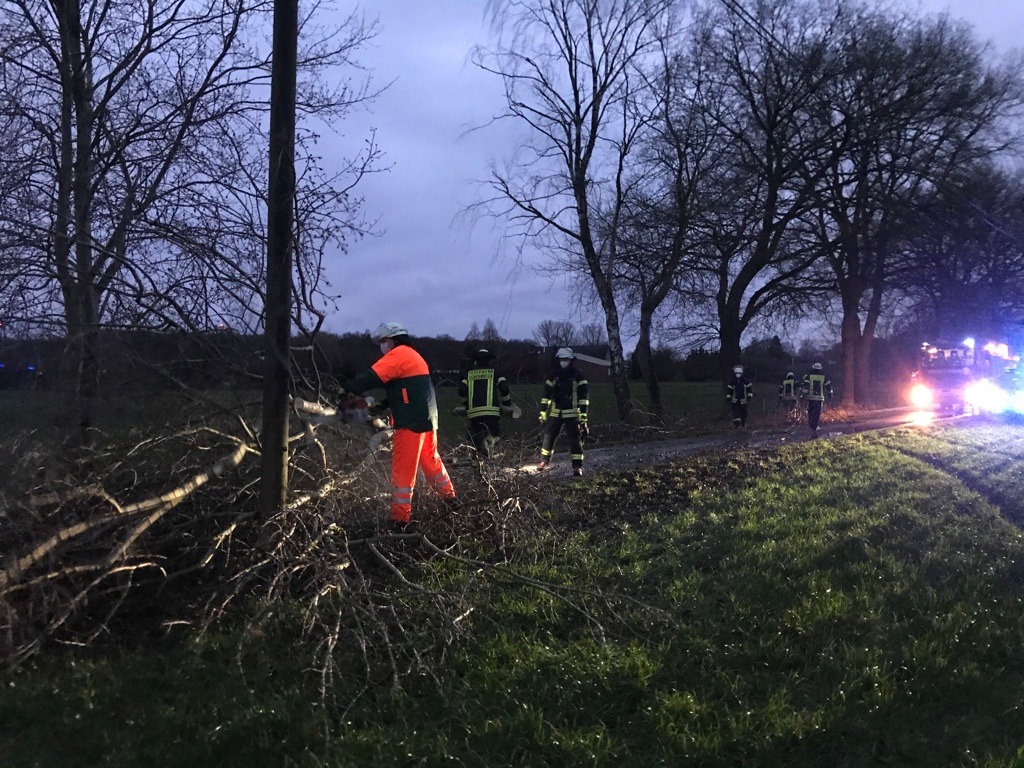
[635,307,662,417]
[260,0,299,515]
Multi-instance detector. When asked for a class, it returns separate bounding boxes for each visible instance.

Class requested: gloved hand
[340,393,368,411]
[579,422,589,439]
[538,410,548,424]
[453,405,467,417]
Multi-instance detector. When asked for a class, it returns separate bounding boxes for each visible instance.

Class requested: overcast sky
[322,0,1024,343]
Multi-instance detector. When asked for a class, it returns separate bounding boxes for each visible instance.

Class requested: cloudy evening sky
[322,0,1024,343]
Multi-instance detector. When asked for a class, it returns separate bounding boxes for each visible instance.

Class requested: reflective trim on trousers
[391,428,456,522]
[425,467,454,497]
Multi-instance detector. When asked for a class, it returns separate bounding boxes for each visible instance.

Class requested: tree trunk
[635,308,662,417]
[855,252,886,406]
[718,316,743,383]
[602,303,634,423]
[260,0,299,516]
[56,0,100,442]
[839,304,861,408]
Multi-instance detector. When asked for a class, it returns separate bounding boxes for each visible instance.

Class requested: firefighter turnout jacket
[726,376,753,404]
[459,363,512,418]
[345,344,438,432]
[779,375,798,401]
[540,365,589,421]
[802,372,832,402]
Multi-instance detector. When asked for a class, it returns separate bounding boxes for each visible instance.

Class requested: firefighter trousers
[467,415,501,459]
[391,428,456,523]
[807,400,823,432]
[730,401,748,427]
[540,415,584,470]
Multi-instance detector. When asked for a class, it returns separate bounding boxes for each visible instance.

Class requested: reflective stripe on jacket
[346,344,438,432]
[779,377,797,400]
[802,372,831,402]
[726,377,753,404]
[540,366,589,418]
[459,366,511,418]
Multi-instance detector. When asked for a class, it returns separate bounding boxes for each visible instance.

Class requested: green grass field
[436,380,745,446]
[3,423,1024,767]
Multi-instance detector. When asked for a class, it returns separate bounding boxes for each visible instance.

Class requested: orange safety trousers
[390,428,456,523]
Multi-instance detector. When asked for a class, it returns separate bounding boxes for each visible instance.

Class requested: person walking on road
[801,362,833,436]
[726,365,754,429]
[455,348,513,462]
[343,322,456,527]
[537,347,589,477]
[779,371,799,420]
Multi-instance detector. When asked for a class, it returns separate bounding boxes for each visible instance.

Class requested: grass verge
[3,426,1024,767]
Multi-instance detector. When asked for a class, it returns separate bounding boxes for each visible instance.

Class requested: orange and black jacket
[345,344,438,432]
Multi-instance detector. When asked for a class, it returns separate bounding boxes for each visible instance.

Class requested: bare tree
[0,0,380,439]
[608,14,726,414]
[685,0,850,381]
[899,164,1024,342]
[532,318,578,348]
[805,9,1024,405]
[474,0,677,421]
[481,318,503,345]
[577,321,606,345]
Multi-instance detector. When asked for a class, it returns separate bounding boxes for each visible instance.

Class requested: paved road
[534,407,968,477]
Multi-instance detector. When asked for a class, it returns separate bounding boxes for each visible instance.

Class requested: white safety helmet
[812,362,823,371]
[556,347,575,360]
[786,371,795,378]
[370,322,408,343]
[733,365,743,374]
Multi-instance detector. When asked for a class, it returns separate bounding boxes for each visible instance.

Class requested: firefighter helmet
[733,365,743,374]
[786,371,795,378]
[556,347,575,360]
[812,362,823,371]
[370,322,408,343]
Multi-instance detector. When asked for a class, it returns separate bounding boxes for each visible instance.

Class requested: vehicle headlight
[910,383,933,409]
[1011,390,1024,415]
[965,379,1007,413]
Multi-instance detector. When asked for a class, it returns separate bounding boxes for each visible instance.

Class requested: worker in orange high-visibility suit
[343,322,456,527]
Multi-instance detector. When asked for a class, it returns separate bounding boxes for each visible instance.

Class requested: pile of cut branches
[0,416,556,691]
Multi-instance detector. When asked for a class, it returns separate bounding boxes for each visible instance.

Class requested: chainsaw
[292,394,393,450]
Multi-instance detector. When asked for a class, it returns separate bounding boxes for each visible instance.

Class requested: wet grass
[4,424,1024,766]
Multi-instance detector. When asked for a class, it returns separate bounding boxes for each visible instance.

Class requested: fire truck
[908,339,1014,414]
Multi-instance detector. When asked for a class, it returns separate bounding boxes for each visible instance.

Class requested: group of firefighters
[326,322,590,528]
[727,363,833,434]
[329,321,831,528]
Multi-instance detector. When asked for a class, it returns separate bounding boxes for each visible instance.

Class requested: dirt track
[533,406,961,477]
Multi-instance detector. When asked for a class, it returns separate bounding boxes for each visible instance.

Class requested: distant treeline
[0,330,919,393]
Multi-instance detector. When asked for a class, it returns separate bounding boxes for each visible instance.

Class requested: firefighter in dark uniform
[537,347,589,477]
[779,371,799,419]
[726,365,754,429]
[802,362,833,435]
[456,348,512,461]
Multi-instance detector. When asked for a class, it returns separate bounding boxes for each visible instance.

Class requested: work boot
[536,459,549,471]
[391,519,415,535]
[573,467,583,477]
